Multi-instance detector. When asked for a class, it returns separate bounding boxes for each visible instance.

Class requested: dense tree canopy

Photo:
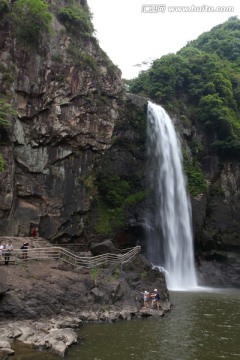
[128,17,240,161]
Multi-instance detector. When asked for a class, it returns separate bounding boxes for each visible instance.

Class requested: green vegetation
[98,175,130,208]
[78,173,98,197]
[124,191,147,205]
[0,99,15,129]
[105,265,122,282]
[182,150,208,197]
[141,270,148,279]
[92,100,148,236]
[11,0,52,48]
[128,17,240,195]
[0,63,17,86]
[0,99,16,172]
[67,44,97,69]
[93,174,147,236]
[57,3,94,37]
[0,0,9,14]
[189,16,240,65]
[112,265,121,279]
[51,54,64,63]
[94,200,125,236]
[0,155,4,172]
[90,266,101,283]
[209,183,224,196]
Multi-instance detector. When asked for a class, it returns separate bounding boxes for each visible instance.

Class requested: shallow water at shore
[12,288,240,360]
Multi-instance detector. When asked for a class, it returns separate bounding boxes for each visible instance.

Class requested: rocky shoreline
[0,251,171,358]
[0,303,171,358]
[1,242,238,358]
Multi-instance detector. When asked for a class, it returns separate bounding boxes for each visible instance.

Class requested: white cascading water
[145,101,198,290]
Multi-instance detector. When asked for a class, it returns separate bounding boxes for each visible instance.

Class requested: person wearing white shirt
[4,240,13,265]
[0,241,4,262]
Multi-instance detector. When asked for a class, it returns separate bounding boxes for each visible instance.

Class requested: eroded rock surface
[0,254,170,356]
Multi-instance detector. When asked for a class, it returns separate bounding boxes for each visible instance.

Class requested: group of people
[0,239,31,265]
[0,240,14,265]
[141,288,161,310]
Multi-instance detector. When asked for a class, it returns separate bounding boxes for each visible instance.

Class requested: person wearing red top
[31,228,37,237]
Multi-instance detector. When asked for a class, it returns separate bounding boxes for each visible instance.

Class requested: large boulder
[90,240,118,256]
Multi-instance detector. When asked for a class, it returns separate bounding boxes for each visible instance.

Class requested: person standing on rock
[141,289,150,308]
[4,240,13,265]
[151,288,161,310]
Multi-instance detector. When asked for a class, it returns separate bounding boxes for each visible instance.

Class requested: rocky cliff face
[0,1,239,279]
[185,130,240,253]
[0,0,128,243]
[171,112,240,286]
[200,160,240,250]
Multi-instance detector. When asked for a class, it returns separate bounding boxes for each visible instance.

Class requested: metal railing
[2,245,141,268]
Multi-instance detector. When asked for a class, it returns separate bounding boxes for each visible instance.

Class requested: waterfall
[145,101,198,290]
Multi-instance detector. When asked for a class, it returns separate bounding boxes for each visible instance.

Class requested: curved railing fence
[4,245,141,268]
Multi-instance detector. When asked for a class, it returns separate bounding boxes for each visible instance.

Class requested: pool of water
[12,288,240,360]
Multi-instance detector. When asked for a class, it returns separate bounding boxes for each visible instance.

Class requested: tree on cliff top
[128,17,240,161]
[57,3,94,37]
[11,0,52,48]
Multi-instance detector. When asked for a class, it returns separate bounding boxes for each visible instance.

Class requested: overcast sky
[87,0,240,79]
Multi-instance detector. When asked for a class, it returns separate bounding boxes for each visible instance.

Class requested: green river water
[12,288,240,360]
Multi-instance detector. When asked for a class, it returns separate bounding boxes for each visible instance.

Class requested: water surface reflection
[13,288,240,360]
[69,288,240,360]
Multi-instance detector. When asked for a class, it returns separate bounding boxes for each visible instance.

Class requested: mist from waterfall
[145,101,198,290]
